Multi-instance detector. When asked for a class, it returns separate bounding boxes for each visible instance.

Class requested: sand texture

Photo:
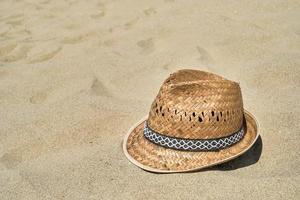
[0,0,299,199]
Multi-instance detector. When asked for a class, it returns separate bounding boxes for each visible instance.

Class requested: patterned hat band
[143,122,245,151]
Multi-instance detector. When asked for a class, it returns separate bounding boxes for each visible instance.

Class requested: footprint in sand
[124,18,139,30]
[144,8,157,16]
[90,77,111,97]
[0,44,32,63]
[162,63,171,70]
[61,31,97,44]
[0,139,48,169]
[196,46,214,64]
[90,11,105,19]
[137,38,154,54]
[27,45,62,64]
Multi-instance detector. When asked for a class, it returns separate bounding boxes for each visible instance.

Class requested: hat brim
[123,110,259,173]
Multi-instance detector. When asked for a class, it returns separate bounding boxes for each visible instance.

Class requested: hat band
[143,122,245,151]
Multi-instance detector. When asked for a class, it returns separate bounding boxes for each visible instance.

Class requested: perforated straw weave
[123,69,259,173]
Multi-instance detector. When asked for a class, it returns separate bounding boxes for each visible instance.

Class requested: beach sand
[0,0,299,199]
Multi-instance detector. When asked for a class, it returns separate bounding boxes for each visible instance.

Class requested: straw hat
[123,69,259,173]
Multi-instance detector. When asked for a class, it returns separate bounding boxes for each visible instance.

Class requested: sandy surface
[0,0,299,199]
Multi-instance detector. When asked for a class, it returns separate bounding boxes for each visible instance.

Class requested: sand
[0,0,299,199]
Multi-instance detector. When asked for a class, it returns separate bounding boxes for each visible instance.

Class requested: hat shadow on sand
[210,135,263,171]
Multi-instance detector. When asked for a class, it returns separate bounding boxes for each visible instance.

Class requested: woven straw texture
[148,70,244,139]
[123,70,259,172]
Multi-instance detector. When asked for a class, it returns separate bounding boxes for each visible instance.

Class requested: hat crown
[147,69,244,139]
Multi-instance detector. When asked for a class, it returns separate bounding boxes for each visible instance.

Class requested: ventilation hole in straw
[175,109,177,114]
[162,113,165,116]
[220,111,223,117]
[167,107,170,112]
[189,116,191,121]
[160,106,162,112]
[192,112,196,117]
[180,115,182,121]
[202,111,204,116]
[217,115,219,122]
[184,112,187,116]
[211,111,215,116]
[198,116,203,122]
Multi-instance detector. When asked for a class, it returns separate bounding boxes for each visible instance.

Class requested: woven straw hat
[123,69,259,173]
